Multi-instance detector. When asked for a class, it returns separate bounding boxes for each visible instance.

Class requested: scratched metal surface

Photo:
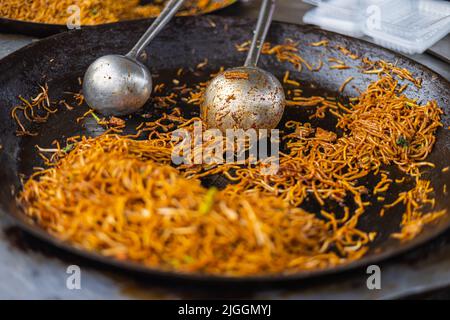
[0,0,449,299]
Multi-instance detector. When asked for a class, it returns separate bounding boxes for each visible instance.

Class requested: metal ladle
[201,0,285,131]
[83,0,185,116]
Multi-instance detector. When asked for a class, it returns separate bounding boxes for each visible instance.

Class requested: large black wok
[0,16,449,283]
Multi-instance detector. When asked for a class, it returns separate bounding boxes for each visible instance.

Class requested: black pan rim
[1,15,449,284]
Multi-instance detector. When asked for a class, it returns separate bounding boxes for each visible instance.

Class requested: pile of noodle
[15,40,447,276]
[20,134,369,275]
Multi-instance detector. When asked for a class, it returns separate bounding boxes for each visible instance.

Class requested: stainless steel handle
[244,0,276,67]
[126,0,186,59]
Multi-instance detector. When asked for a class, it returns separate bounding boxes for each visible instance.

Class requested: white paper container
[363,0,450,54]
[303,0,450,54]
[303,0,365,37]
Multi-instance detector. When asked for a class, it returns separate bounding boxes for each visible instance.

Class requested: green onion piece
[62,144,74,153]
[396,136,409,147]
[91,111,101,123]
[198,187,218,215]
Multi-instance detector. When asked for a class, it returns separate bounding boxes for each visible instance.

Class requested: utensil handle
[244,0,276,68]
[126,0,185,59]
